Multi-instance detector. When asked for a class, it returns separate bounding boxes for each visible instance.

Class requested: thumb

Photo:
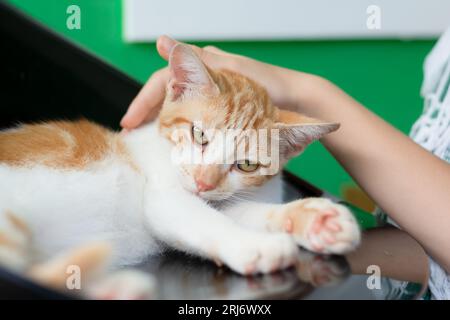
[156,35,178,61]
[156,35,213,64]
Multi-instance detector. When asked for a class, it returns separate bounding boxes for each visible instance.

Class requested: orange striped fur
[0,119,135,170]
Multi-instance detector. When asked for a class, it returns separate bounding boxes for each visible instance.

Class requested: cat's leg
[28,242,112,290]
[85,270,156,300]
[0,210,114,289]
[28,242,156,300]
[0,211,155,299]
[0,210,31,272]
[145,190,299,275]
[224,197,360,254]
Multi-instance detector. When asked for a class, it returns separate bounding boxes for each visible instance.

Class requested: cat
[0,44,360,298]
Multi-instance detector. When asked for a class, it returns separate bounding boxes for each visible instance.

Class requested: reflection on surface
[137,226,429,300]
[347,227,429,284]
[139,252,311,299]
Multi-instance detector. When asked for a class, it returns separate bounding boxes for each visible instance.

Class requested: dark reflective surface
[131,175,429,300]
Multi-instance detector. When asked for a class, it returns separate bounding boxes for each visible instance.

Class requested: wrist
[288,71,327,108]
[285,70,346,121]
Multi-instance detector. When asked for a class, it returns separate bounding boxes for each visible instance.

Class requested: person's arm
[346,227,429,284]
[293,74,450,272]
[121,36,450,272]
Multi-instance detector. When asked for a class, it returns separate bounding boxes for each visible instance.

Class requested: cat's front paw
[219,233,299,275]
[295,249,350,287]
[280,198,360,254]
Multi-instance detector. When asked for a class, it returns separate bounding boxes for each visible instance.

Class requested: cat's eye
[192,125,208,145]
[236,160,259,173]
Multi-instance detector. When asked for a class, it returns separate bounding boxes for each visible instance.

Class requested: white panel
[123,0,450,42]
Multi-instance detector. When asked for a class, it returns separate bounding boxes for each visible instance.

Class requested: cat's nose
[195,178,215,192]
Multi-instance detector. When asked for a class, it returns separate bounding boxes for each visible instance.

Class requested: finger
[156,35,206,62]
[203,45,223,54]
[203,45,236,58]
[120,67,170,129]
[156,35,177,61]
[157,35,206,62]
[143,104,162,123]
[156,35,232,70]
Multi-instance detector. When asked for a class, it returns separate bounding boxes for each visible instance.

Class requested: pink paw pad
[284,218,294,233]
[311,209,339,235]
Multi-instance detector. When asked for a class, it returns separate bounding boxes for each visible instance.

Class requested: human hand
[120,35,313,129]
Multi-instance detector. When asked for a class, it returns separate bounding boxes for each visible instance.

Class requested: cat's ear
[274,109,339,158]
[168,44,219,100]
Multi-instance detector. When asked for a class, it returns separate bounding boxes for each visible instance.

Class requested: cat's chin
[197,191,233,202]
[186,189,234,202]
[180,183,234,201]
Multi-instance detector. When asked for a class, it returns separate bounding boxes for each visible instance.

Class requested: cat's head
[159,44,339,200]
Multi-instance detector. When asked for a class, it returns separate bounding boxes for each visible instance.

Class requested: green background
[7,0,436,202]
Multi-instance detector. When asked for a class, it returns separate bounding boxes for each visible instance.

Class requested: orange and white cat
[0,44,360,297]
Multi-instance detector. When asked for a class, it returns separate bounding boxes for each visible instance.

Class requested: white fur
[0,123,297,273]
[0,123,359,275]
